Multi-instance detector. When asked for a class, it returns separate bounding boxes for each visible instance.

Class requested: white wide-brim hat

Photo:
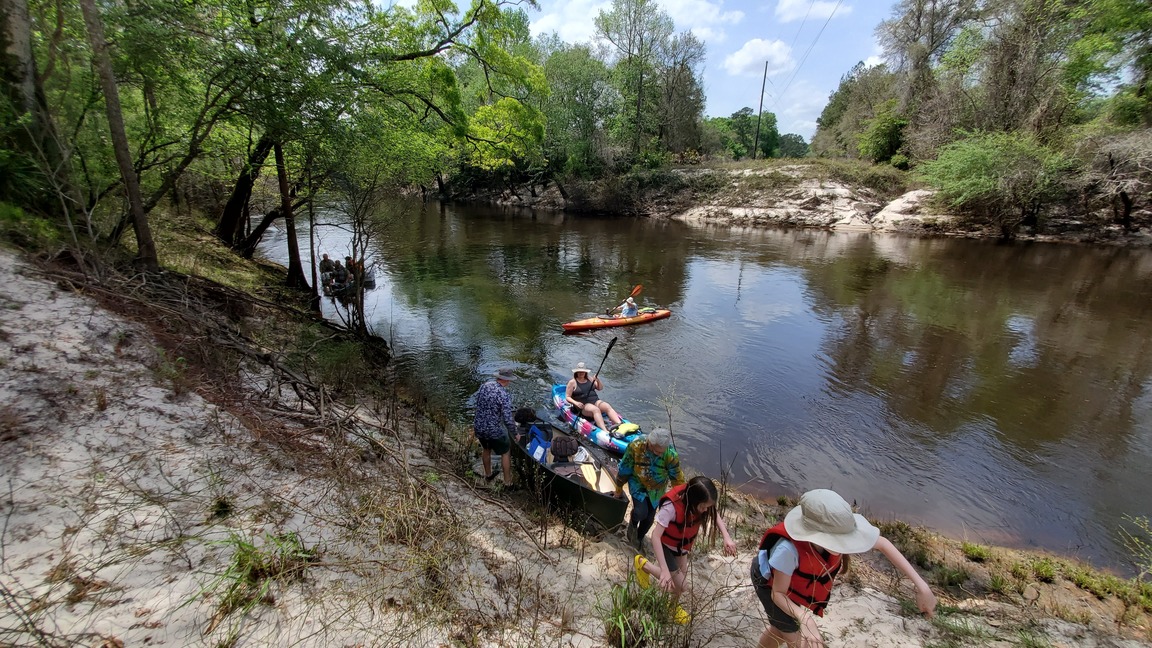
[783,489,880,555]
[572,362,590,375]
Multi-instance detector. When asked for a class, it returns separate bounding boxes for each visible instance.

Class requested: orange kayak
[562,308,671,332]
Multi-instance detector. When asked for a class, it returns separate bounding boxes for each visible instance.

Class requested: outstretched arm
[715,514,737,556]
[874,536,937,617]
[651,524,675,591]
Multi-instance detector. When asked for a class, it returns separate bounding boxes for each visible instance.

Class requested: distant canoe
[562,308,671,333]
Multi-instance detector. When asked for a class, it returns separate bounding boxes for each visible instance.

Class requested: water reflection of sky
[260,203,1152,573]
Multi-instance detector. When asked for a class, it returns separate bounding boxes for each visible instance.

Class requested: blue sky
[528,0,892,140]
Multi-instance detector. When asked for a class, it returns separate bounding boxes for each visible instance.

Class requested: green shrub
[890,153,910,170]
[917,131,1079,237]
[1032,558,1057,583]
[0,202,62,249]
[988,572,1009,594]
[857,99,907,163]
[932,564,969,587]
[961,542,991,562]
[600,577,685,647]
[876,520,932,568]
[808,158,909,198]
[201,532,317,618]
[1106,91,1150,127]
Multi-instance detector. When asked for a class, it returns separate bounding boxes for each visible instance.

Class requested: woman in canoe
[565,362,624,432]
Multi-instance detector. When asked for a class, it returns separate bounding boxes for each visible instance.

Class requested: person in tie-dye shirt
[615,428,684,550]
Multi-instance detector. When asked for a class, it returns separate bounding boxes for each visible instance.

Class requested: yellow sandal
[633,554,651,589]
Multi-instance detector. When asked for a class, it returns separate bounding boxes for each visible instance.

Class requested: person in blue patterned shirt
[615,427,684,549]
[473,368,517,485]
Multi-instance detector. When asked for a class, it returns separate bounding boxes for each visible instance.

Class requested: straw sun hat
[783,489,880,554]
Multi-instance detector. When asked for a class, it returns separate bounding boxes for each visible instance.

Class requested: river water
[260,199,1152,572]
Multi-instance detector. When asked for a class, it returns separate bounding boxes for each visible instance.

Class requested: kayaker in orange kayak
[565,362,624,432]
[611,297,639,318]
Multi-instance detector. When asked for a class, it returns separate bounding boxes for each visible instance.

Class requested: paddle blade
[606,336,618,355]
[630,284,643,297]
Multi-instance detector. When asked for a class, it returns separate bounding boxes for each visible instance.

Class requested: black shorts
[570,400,598,415]
[751,557,800,633]
[661,543,686,573]
[478,433,510,455]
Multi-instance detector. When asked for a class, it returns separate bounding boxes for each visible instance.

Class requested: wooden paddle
[607,284,643,315]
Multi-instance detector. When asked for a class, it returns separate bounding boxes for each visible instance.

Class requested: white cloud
[773,80,829,138]
[775,0,853,23]
[862,38,885,68]
[691,27,727,43]
[530,0,611,43]
[531,0,743,45]
[658,0,744,42]
[723,39,794,77]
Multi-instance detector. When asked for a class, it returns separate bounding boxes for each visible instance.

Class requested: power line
[771,0,845,113]
[786,0,817,55]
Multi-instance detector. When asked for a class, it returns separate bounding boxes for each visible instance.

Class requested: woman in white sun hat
[751,489,937,647]
[565,361,623,432]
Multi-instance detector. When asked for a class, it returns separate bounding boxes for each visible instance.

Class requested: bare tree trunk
[78,0,158,271]
[236,207,281,258]
[275,143,308,289]
[215,134,273,245]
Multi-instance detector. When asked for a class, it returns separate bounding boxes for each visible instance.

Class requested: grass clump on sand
[201,531,317,629]
[961,541,991,563]
[600,576,687,648]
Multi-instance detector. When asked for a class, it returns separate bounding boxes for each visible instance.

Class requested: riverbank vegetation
[5,0,1151,261]
[810,0,1152,237]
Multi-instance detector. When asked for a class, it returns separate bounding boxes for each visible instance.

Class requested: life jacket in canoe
[758,521,842,616]
[610,422,640,439]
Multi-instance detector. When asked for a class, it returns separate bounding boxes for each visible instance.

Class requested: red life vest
[759,522,842,616]
[658,484,703,553]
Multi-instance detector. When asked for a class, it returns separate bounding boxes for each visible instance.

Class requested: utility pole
[753,60,768,160]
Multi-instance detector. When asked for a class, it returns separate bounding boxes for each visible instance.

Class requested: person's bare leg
[671,555,688,600]
[600,402,623,425]
[584,404,608,430]
[481,447,493,479]
[500,452,513,485]
[758,625,796,648]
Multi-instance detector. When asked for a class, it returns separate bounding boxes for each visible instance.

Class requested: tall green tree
[655,31,706,153]
[778,133,809,158]
[78,0,157,270]
[540,44,613,176]
[595,0,673,158]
